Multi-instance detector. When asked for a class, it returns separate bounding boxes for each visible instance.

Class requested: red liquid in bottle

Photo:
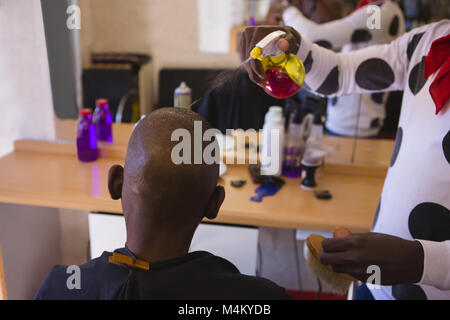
[264,67,302,99]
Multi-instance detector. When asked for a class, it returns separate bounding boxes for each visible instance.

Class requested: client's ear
[204,186,225,220]
[108,165,124,200]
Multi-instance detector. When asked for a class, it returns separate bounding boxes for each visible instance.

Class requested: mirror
[42,0,448,163]
[195,0,405,164]
[195,0,448,164]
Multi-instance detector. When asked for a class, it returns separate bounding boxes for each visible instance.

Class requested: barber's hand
[265,2,288,25]
[240,26,301,87]
[320,233,424,285]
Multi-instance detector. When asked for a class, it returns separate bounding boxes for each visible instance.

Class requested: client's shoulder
[34,251,129,300]
[199,253,292,300]
[212,272,292,300]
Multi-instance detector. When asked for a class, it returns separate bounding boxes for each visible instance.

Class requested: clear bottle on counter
[260,106,285,176]
[77,108,99,162]
[93,98,113,143]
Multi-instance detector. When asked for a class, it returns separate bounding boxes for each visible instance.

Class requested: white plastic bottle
[260,106,285,176]
[174,82,192,109]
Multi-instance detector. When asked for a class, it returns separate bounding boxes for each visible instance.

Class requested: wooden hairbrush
[306,227,357,294]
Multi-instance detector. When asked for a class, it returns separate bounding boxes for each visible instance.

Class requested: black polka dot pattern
[442,130,450,164]
[317,66,339,95]
[314,40,332,50]
[392,284,427,300]
[371,93,383,104]
[389,15,400,36]
[390,127,403,167]
[303,51,313,74]
[351,29,372,43]
[331,97,338,106]
[371,198,381,229]
[407,32,425,61]
[408,202,450,241]
[409,56,427,95]
[355,59,395,90]
[370,118,380,129]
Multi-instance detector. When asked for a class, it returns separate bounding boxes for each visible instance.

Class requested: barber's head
[108,107,225,246]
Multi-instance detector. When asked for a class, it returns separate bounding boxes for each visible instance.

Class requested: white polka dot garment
[283,0,405,137]
[295,20,450,300]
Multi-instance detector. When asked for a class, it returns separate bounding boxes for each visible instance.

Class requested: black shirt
[35,247,291,300]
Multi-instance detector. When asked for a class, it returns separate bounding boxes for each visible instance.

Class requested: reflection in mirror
[196,0,445,165]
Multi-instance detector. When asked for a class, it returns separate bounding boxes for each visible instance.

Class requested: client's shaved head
[108,108,225,262]
[124,108,218,219]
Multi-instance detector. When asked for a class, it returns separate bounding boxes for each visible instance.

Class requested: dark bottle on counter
[282,108,303,178]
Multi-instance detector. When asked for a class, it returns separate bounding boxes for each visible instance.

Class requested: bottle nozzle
[250,47,262,60]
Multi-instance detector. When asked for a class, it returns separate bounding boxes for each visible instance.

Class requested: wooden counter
[0,145,390,233]
[0,119,394,232]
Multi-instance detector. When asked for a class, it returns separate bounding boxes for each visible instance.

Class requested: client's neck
[125,226,194,263]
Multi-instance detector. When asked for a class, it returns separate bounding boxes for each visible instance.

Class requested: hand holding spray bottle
[250,30,305,99]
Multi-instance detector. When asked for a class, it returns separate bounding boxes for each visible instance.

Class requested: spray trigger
[250,30,287,60]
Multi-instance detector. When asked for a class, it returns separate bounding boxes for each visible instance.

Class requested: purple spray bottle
[93,98,113,143]
[77,108,99,162]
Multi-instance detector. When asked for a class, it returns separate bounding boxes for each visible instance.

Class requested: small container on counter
[174,82,192,109]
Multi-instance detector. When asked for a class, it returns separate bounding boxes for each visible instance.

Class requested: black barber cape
[35,247,290,300]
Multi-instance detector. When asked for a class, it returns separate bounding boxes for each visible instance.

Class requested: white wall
[0,203,61,299]
[0,0,61,299]
[78,0,241,105]
[198,0,242,53]
[0,0,56,157]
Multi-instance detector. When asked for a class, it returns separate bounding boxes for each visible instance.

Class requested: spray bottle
[93,98,113,143]
[250,30,305,99]
[76,109,99,162]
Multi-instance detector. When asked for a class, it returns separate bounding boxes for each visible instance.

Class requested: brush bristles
[306,248,352,295]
